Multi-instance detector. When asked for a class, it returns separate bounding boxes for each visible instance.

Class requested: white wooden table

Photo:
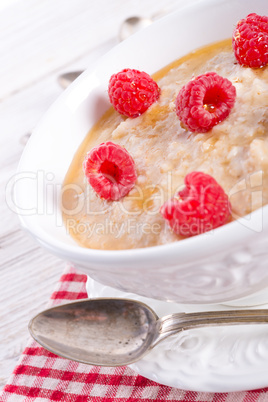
[0,0,187,389]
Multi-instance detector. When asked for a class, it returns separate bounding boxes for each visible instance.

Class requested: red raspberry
[175,72,236,133]
[232,13,268,68]
[160,172,231,237]
[108,68,160,118]
[83,141,137,201]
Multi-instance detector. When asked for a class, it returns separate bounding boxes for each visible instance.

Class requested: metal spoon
[118,16,153,41]
[58,15,154,89]
[20,15,156,146]
[57,70,84,89]
[29,298,268,367]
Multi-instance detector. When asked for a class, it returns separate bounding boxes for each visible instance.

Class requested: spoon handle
[157,309,268,344]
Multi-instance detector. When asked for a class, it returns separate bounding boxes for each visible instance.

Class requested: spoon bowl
[29,298,158,366]
[29,298,268,366]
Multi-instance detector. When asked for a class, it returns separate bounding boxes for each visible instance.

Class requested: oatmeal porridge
[62,39,268,250]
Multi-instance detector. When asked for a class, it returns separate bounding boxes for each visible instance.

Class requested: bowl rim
[18,208,266,264]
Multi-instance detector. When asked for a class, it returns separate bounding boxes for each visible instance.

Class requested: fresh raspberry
[108,68,160,118]
[175,72,236,133]
[232,13,268,68]
[83,141,137,201]
[160,172,231,237]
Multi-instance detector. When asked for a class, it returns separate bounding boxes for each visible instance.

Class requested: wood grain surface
[0,0,192,389]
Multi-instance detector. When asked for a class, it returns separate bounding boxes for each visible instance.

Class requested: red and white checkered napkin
[2,266,268,402]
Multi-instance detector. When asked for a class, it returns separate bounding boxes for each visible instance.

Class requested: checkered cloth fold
[1,266,268,402]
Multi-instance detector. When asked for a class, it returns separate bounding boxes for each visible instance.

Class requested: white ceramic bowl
[15,0,268,304]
